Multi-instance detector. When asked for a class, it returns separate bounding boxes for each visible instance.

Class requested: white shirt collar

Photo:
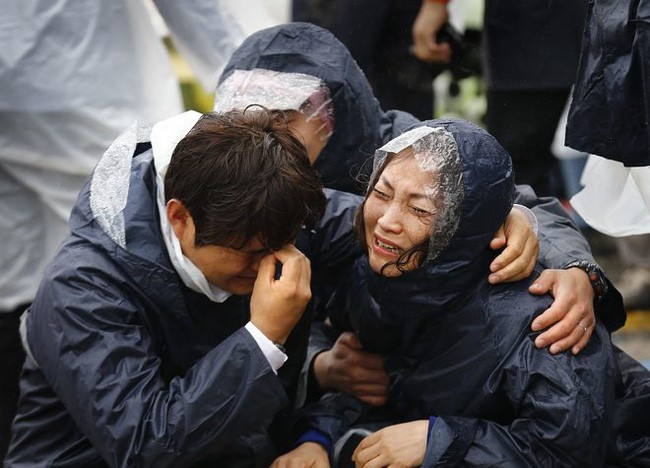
[150,111,232,303]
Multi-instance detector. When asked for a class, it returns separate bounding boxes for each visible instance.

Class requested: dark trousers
[486,89,571,197]
[0,305,28,463]
[292,0,435,120]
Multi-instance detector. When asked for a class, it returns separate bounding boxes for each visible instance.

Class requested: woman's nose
[377,203,403,233]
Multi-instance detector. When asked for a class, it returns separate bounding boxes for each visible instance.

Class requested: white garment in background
[220,0,290,36]
[571,155,650,237]
[0,0,244,311]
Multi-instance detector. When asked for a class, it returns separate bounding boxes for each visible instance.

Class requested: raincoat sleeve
[513,184,594,268]
[26,268,288,467]
[513,184,626,331]
[152,0,244,91]
[423,324,616,467]
[290,260,374,442]
[295,188,365,406]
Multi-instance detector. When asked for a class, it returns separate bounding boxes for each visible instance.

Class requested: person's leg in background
[0,305,27,462]
[485,88,571,198]
[292,0,435,120]
[0,167,37,462]
[616,234,650,311]
[550,96,590,230]
[372,0,435,120]
[0,164,83,461]
[292,0,390,78]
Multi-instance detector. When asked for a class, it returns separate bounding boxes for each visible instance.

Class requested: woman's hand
[489,208,539,283]
[271,442,330,468]
[529,268,596,355]
[352,421,428,468]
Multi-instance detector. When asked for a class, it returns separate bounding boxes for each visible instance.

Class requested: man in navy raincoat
[6,109,338,467]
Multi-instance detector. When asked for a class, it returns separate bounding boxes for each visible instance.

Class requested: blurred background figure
[481,0,587,198]
[222,0,290,36]
[292,0,436,120]
[564,0,650,314]
[291,0,482,121]
[0,0,244,460]
[307,0,584,199]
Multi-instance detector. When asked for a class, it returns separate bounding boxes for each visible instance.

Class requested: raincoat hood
[366,118,515,318]
[217,22,397,194]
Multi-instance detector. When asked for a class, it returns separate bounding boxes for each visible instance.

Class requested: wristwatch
[565,260,609,301]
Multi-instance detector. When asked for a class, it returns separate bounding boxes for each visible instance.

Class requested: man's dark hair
[165,109,326,250]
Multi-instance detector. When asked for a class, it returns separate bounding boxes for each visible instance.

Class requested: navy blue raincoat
[6,126,362,467]
[220,23,625,333]
[299,120,621,466]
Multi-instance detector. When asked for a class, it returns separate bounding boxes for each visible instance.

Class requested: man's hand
[529,268,596,355]
[250,245,312,344]
[489,208,539,283]
[352,421,428,468]
[411,1,452,63]
[313,332,389,406]
[271,442,330,468]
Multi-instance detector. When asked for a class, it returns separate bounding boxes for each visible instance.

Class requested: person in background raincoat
[565,0,650,311]
[213,23,625,408]
[274,119,648,467]
[6,109,329,467]
[0,1,243,459]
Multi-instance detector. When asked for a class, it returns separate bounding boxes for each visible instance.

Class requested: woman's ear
[166,198,193,243]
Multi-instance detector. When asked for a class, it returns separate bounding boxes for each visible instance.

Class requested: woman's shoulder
[477,267,553,343]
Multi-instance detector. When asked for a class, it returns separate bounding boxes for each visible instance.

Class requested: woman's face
[364,151,437,277]
[287,110,329,165]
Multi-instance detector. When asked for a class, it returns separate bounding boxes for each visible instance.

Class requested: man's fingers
[490,225,507,250]
[338,331,364,350]
[531,302,567,333]
[547,320,593,355]
[489,239,524,276]
[489,257,526,283]
[428,41,452,62]
[534,303,592,352]
[413,41,452,63]
[535,319,577,352]
[348,351,387,372]
[350,371,390,391]
[270,244,311,286]
[420,32,437,51]
[528,270,555,295]
[254,254,280,286]
[358,394,389,407]
[353,435,380,466]
[353,377,390,405]
[490,237,538,283]
[352,382,389,396]
[572,326,593,355]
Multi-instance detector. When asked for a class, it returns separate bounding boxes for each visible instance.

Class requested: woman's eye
[411,206,432,216]
[373,188,390,200]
